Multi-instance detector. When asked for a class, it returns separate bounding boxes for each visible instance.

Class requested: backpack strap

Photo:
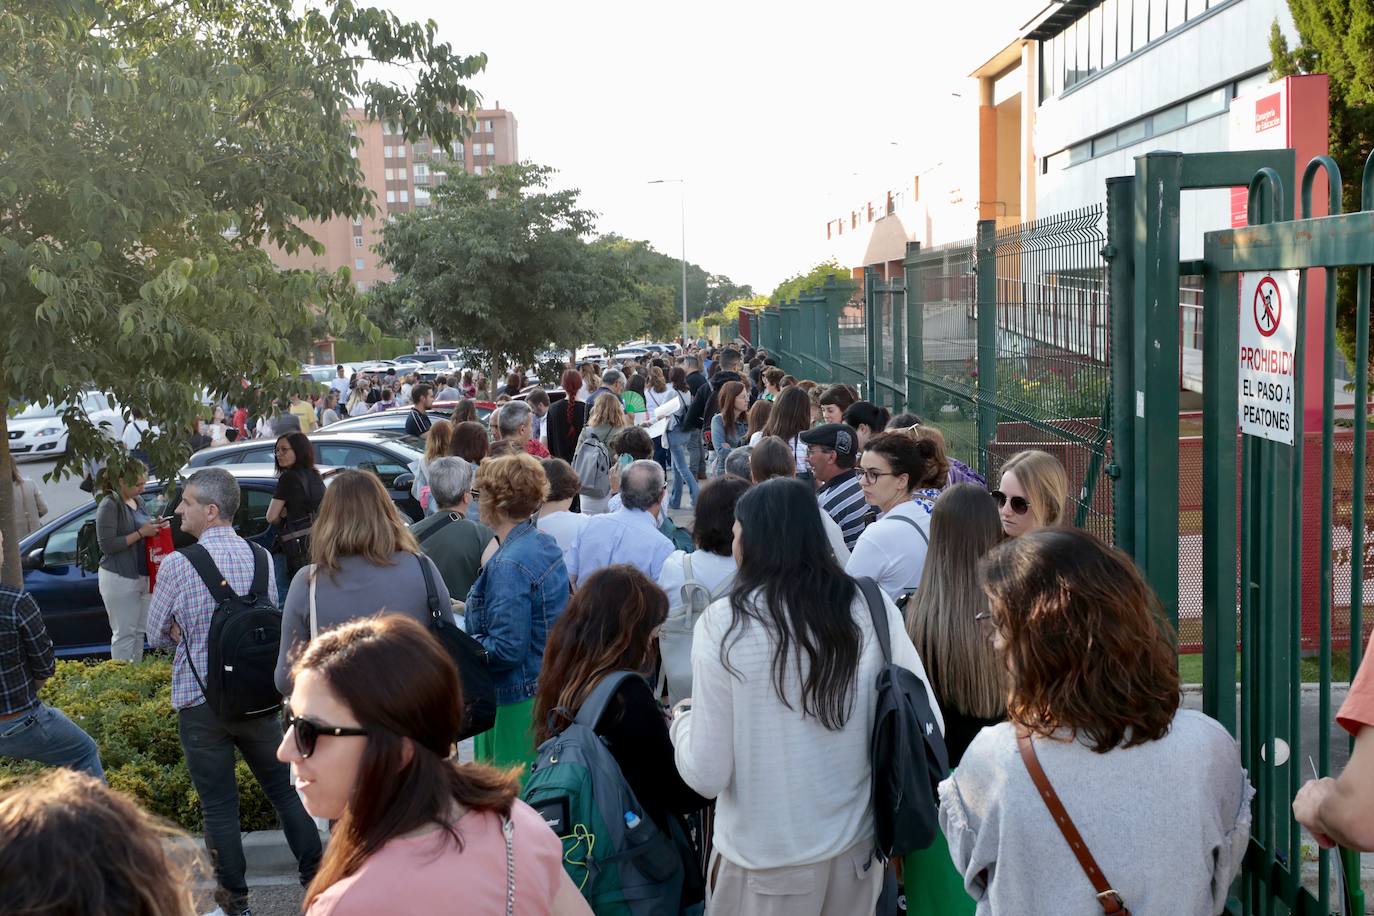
[855,576,892,665]
[887,513,930,545]
[415,552,444,622]
[416,512,459,546]
[248,543,270,599]
[179,543,238,603]
[572,671,641,729]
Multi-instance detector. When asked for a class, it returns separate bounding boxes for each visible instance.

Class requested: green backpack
[522,671,688,915]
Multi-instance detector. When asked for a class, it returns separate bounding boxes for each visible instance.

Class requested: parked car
[299,364,337,384]
[17,465,321,657]
[182,430,426,520]
[8,392,125,462]
[396,352,451,364]
[324,400,497,434]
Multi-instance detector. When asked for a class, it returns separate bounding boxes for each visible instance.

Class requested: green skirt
[473,697,537,784]
[903,826,974,916]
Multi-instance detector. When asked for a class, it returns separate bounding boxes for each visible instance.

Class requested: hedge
[0,657,278,833]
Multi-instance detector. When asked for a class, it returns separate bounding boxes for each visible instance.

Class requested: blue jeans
[667,429,701,508]
[178,703,322,913]
[0,703,105,781]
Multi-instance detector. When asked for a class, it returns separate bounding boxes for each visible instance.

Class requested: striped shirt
[148,525,279,710]
[817,469,869,549]
[0,585,54,716]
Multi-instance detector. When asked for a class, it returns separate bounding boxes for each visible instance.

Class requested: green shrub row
[0,657,278,833]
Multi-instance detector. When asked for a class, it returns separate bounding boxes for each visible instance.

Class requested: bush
[0,657,278,833]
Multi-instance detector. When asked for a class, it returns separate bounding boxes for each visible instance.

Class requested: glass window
[1116,118,1148,146]
[233,487,274,540]
[1133,0,1150,51]
[1151,103,1187,134]
[474,165,484,176]
[1150,0,1167,41]
[43,510,94,567]
[1054,31,1066,95]
[383,145,393,158]
[356,280,367,292]
[1167,0,1187,29]
[1092,130,1117,156]
[1102,0,1119,67]
[396,167,407,180]
[1040,38,1052,100]
[452,143,464,159]
[353,236,363,248]
[386,190,396,203]
[1086,5,1100,76]
[384,168,394,180]
[355,258,365,270]
[1046,149,1071,172]
[1186,87,1228,121]
[399,190,408,203]
[1072,20,1085,86]
[484,143,495,156]
[1069,141,1092,165]
[415,187,431,204]
[414,164,429,180]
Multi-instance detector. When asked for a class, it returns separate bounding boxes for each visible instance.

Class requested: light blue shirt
[566,507,675,586]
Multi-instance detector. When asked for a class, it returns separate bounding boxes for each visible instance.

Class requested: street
[13,457,96,526]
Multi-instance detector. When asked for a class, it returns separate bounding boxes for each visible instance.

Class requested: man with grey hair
[723,444,754,481]
[491,398,550,458]
[410,457,496,602]
[565,459,673,586]
[590,368,625,408]
[148,467,321,915]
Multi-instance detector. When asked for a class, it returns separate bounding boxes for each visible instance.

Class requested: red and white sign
[1238,270,1299,445]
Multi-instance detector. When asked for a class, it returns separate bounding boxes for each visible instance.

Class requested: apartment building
[269,105,519,292]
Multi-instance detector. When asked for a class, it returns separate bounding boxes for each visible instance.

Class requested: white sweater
[670,588,942,870]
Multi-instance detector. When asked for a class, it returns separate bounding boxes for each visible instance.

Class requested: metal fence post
[1105,177,1135,554]
[975,219,998,480]
[1132,151,1184,629]
[903,242,922,418]
[864,267,879,401]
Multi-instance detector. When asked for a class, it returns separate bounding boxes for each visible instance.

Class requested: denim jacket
[464,518,570,705]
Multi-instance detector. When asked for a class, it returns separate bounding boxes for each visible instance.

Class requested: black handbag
[414,553,497,740]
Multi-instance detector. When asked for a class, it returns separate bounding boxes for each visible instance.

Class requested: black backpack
[855,576,949,859]
[179,542,283,721]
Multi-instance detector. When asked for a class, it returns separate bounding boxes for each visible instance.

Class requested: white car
[8,393,125,461]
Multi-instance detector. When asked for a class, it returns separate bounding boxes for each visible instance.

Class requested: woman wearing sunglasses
[277,614,592,916]
[992,449,1068,538]
[845,431,946,600]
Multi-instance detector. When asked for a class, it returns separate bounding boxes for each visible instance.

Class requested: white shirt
[658,550,737,615]
[121,419,152,451]
[671,589,942,870]
[747,430,765,446]
[845,500,930,599]
[329,376,351,401]
[644,386,678,432]
[536,509,591,570]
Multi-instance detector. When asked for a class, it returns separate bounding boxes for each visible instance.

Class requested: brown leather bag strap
[1015,727,1131,915]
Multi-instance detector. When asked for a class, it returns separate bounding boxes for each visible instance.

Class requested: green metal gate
[1199,155,1372,915]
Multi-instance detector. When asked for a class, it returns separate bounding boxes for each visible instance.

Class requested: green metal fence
[1198,156,1371,915]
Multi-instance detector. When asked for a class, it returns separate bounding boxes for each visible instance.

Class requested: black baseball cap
[800,422,856,457]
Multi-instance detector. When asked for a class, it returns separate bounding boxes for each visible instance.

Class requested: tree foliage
[593,233,754,323]
[1271,11,1374,364]
[0,0,485,581]
[770,259,851,304]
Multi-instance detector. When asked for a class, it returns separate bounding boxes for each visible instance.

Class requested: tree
[0,0,485,583]
[1271,11,1374,364]
[371,163,641,369]
[592,233,754,324]
[770,259,851,304]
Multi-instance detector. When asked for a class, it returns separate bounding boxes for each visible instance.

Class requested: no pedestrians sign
[1238,270,1299,445]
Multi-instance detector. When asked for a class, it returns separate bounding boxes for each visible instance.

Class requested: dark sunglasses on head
[990,489,1030,515]
[282,702,369,758]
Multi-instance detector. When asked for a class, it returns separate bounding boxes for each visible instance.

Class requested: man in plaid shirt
[148,468,320,916]
[0,528,104,779]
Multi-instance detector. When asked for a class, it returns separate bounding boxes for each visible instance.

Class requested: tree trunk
[0,380,20,587]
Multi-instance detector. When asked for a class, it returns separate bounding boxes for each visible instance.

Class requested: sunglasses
[990,489,1030,515]
[282,703,369,759]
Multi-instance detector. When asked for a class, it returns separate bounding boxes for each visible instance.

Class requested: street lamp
[648,178,688,345]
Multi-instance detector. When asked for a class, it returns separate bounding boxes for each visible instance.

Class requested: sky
[381,0,1042,294]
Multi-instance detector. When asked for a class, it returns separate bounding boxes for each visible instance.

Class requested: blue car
[17,465,298,658]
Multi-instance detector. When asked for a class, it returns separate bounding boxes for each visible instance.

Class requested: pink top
[307,800,565,915]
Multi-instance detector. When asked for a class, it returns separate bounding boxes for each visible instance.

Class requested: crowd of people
[2,337,1373,916]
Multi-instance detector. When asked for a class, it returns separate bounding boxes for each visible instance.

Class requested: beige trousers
[705,841,883,916]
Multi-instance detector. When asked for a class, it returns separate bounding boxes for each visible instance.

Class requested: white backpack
[659,553,733,704]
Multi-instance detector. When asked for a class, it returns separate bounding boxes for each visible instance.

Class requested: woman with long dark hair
[277,615,590,914]
[664,367,699,510]
[450,398,480,425]
[941,529,1250,914]
[267,432,326,579]
[670,478,941,915]
[546,369,587,462]
[709,381,749,477]
[533,566,706,831]
[760,385,813,477]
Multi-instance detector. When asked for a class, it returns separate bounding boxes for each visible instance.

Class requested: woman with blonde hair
[274,469,453,695]
[0,769,204,916]
[901,483,1005,915]
[574,394,630,514]
[465,453,570,771]
[411,418,452,517]
[993,448,1068,537]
